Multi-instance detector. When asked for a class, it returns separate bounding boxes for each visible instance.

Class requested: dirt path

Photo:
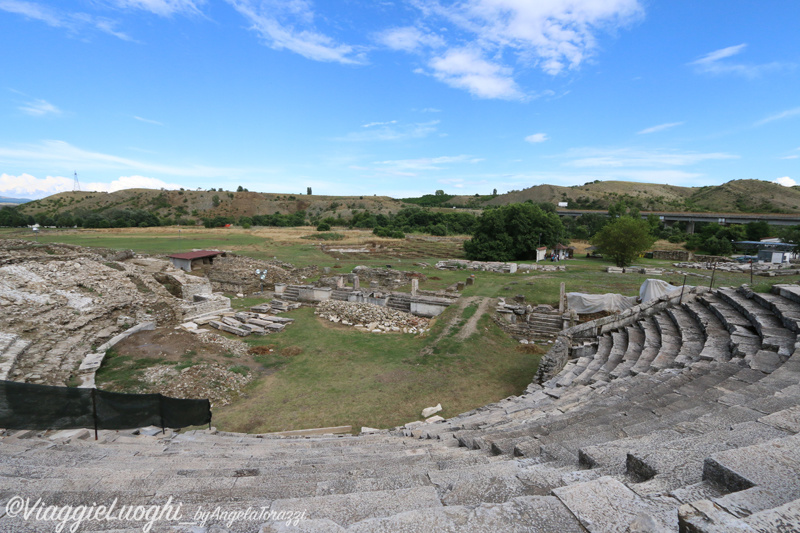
[419,296,493,355]
[455,297,493,341]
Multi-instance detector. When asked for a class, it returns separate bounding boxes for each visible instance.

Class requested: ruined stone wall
[652,250,692,261]
[347,266,426,290]
[693,254,732,263]
[205,254,318,294]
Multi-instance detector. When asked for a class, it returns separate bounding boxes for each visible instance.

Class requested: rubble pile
[205,254,318,294]
[194,331,250,357]
[315,300,430,334]
[143,362,252,407]
[181,310,295,338]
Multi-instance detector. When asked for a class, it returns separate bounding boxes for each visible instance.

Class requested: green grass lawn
[212,306,540,433]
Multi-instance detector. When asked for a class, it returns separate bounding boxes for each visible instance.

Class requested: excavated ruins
[0,240,308,394]
[1,239,800,531]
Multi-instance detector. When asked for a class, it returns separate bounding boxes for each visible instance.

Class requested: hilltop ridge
[11,179,800,223]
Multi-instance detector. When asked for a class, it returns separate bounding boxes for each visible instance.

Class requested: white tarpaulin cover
[567,279,686,314]
[566,292,638,314]
[639,278,682,303]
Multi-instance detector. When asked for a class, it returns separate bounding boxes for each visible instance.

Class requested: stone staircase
[281,285,301,301]
[0,332,30,381]
[2,284,800,531]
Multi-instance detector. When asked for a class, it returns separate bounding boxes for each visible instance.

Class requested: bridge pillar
[686,220,695,234]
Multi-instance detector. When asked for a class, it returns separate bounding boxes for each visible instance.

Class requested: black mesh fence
[0,381,211,432]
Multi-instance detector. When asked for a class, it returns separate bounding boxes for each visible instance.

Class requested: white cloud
[0,173,72,196]
[0,173,183,197]
[377,26,444,52]
[564,148,739,168]
[428,48,523,100]
[637,121,683,135]
[0,140,246,178]
[0,0,62,26]
[374,155,483,170]
[225,0,364,64]
[355,155,483,177]
[19,98,61,116]
[774,176,797,187]
[380,0,642,99]
[362,120,397,128]
[134,115,164,126]
[91,175,183,192]
[781,155,799,160]
[690,43,790,78]
[0,1,134,40]
[755,107,800,126]
[525,133,548,143]
[112,0,205,17]
[691,44,747,66]
[337,121,440,142]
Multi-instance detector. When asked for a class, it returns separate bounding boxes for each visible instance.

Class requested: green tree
[746,220,771,241]
[608,200,640,219]
[591,216,656,267]
[464,203,564,261]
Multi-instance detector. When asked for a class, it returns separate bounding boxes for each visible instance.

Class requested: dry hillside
[19,189,406,221]
[14,179,800,221]
[452,179,800,214]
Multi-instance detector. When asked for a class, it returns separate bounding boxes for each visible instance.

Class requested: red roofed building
[168,250,227,272]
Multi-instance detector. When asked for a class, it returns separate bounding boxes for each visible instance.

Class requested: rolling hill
[10,179,800,223]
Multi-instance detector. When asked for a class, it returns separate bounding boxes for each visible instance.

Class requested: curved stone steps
[668,306,706,368]
[590,329,628,383]
[680,433,800,530]
[610,324,645,379]
[630,316,661,375]
[0,333,30,381]
[718,289,796,358]
[459,362,738,462]
[625,420,791,496]
[700,292,762,361]
[649,313,682,370]
[572,334,613,385]
[683,300,733,363]
[751,289,800,333]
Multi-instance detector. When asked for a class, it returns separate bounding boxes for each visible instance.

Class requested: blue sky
[1,0,798,199]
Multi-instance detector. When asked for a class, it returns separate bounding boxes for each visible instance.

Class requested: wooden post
[750,261,754,285]
[679,275,687,304]
[91,388,98,441]
[159,394,165,435]
[710,263,717,289]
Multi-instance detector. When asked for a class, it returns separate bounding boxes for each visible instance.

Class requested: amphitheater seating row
[1,284,799,531]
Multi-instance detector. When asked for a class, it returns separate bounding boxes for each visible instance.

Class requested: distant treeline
[0,206,186,228]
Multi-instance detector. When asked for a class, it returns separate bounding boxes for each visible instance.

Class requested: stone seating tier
[1,284,799,532]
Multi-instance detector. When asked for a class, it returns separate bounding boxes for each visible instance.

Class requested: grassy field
[212,305,539,433]
[6,225,797,433]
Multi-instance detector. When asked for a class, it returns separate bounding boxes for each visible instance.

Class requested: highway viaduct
[556,210,800,233]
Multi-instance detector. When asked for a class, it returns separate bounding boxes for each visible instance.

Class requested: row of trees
[0,206,182,229]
